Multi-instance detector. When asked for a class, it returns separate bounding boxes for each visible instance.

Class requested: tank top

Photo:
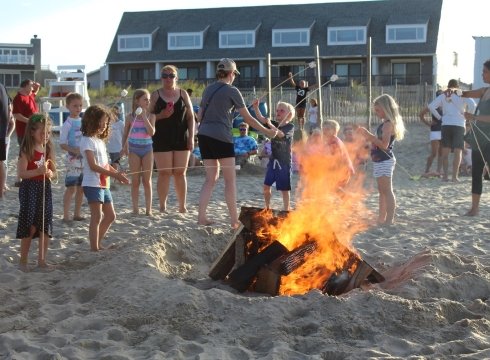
[27,150,49,181]
[128,114,153,146]
[370,121,395,162]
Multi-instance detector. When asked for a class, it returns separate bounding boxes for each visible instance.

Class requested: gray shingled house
[105,0,455,90]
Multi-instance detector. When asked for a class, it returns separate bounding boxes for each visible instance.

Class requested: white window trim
[328,26,366,45]
[219,30,255,49]
[168,32,203,50]
[118,34,152,52]
[386,24,427,43]
[272,28,310,47]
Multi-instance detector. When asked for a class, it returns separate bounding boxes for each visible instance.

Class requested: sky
[1,0,488,83]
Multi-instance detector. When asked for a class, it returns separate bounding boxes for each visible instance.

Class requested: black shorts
[0,138,6,161]
[441,125,464,150]
[198,134,234,160]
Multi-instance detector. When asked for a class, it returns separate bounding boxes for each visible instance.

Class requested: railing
[0,54,34,65]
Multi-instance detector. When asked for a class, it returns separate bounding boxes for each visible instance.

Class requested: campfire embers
[209,207,384,296]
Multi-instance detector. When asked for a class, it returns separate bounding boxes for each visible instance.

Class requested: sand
[0,123,489,359]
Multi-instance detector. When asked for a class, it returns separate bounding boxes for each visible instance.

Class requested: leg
[63,186,76,220]
[425,140,439,173]
[172,150,190,213]
[263,185,272,209]
[452,148,462,182]
[198,159,220,225]
[141,151,154,215]
[129,152,142,214]
[441,146,450,180]
[37,232,51,268]
[281,190,291,211]
[98,202,116,249]
[0,161,5,199]
[74,186,84,219]
[436,140,443,174]
[466,149,485,216]
[154,152,172,212]
[220,157,239,228]
[88,202,103,251]
[19,235,33,271]
[377,176,395,224]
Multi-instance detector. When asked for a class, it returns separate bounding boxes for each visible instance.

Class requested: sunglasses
[239,128,247,131]
[161,73,176,79]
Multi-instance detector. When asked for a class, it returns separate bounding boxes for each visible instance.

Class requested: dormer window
[118,35,151,52]
[219,31,255,48]
[386,24,427,43]
[328,26,366,45]
[168,32,203,50]
[272,28,310,47]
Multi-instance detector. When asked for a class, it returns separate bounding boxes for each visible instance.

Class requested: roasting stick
[40,101,52,265]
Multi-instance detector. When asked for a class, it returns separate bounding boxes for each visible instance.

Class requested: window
[0,73,20,87]
[177,67,200,80]
[392,62,420,85]
[272,29,309,47]
[0,48,29,64]
[118,35,151,51]
[386,25,426,43]
[168,32,203,50]
[219,31,255,48]
[334,63,362,84]
[328,27,366,45]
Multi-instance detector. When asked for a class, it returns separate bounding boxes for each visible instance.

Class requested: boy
[107,104,125,171]
[253,100,295,211]
[59,92,84,222]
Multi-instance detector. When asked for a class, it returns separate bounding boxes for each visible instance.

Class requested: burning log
[278,240,317,275]
[227,240,288,292]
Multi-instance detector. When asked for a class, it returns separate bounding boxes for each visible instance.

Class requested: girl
[306,98,318,135]
[80,105,129,252]
[357,94,406,225]
[16,113,56,271]
[122,89,156,215]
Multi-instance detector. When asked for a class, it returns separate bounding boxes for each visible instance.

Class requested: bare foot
[452,178,460,182]
[179,207,188,214]
[145,211,153,216]
[132,209,140,215]
[18,263,30,272]
[159,207,168,214]
[99,243,118,250]
[464,209,479,216]
[73,216,86,221]
[36,263,58,272]
[231,222,242,230]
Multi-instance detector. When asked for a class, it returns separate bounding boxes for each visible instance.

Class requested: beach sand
[0,123,489,359]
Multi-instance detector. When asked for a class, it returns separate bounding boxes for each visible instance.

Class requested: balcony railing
[0,54,34,65]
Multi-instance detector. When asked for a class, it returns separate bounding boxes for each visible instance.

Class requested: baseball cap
[217,58,240,75]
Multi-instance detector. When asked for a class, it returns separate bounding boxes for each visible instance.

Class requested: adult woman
[149,65,195,213]
[197,58,281,228]
[462,59,490,216]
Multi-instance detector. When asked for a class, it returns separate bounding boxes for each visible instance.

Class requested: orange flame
[256,133,371,295]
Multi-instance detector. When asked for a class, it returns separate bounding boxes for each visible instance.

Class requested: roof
[106,0,442,64]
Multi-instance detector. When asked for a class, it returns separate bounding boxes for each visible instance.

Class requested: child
[122,89,156,215]
[80,105,129,251]
[357,94,406,225]
[321,119,355,187]
[306,98,319,134]
[16,113,56,271]
[253,100,295,211]
[107,104,125,171]
[59,92,84,222]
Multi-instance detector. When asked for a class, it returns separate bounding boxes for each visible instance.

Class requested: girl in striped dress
[16,113,57,271]
[357,94,406,225]
[122,89,156,215]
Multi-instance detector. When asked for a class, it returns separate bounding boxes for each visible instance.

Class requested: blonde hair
[322,119,340,135]
[277,101,295,121]
[161,65,178,75]
[374,94,405,140]
[309,98,317,106]
[131,88,150,114]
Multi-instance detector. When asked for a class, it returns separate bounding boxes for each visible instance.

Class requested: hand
[46,169,54,179]
[464,112,474,121]
[116,171,130,185]
[252,99,259,108]
[38,164,48,175]
[288,72,293,78]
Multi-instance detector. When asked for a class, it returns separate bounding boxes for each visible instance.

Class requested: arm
[84,149,129,184]
[427,96,443,121]
[59,120,80,155]
[32,82,41,96]
[356,122,394,150]
[144,113,156,137]
[288,72,296,87]
[7,116,15,137]
[13,112,29,124]
[239,106,281,139]
[463,88,485,98]
[182,90,195,150]
[121,114,132,155]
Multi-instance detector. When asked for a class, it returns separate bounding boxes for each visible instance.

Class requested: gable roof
[106,0,442,64]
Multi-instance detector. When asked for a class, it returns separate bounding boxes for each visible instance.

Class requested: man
[288,72,318,130]
[233,122,258,167]
[12,79,40,186]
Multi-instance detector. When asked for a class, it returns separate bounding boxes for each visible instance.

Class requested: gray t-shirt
[198,82,245,144]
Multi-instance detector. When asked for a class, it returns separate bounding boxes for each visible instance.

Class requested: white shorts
[373,158,396,178]
[430,131,442,141]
